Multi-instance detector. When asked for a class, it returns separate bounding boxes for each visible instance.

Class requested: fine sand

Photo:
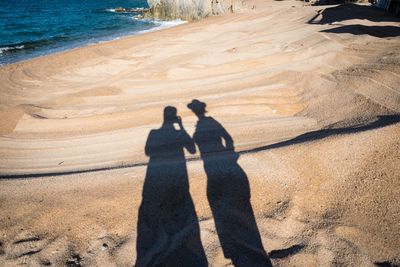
[1,0,400,266]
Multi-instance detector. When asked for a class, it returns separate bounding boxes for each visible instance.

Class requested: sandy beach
[1,0,399,266]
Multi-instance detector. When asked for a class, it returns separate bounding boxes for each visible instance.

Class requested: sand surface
[1,0,399,266]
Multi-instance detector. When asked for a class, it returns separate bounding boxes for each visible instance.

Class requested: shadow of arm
[220,125,234,151]
[182,130,196,154]
[144,130,155,157]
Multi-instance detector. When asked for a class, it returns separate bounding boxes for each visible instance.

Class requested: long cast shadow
[320,25,400,38]
[243,115,400,154]
[135,106,207,267]
[188,100,272,267]
[308,3,400,38]
[308,3,400,24]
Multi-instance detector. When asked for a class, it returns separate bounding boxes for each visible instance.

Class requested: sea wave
[0,45,25,54]
[0,37,69,56]
[106,7,148,13]
[135,19,187,33]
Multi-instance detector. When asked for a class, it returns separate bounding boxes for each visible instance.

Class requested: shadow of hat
[187,99,206,114]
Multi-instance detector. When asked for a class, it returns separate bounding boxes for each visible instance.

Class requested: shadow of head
[163,106,178,123]
[187,99,207,116]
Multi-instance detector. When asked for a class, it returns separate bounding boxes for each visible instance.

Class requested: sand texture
[0,1,399,266]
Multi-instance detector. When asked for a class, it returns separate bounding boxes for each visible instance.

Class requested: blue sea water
[0,0,183,65]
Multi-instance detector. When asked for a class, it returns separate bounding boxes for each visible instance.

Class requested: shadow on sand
[135,101,272,267]
[321,24,400,38]
[135,106,207,267]
[308,3,400,38]
[308,3,399,23]
[188,99,272,267]
[242,114,400,155]
[135,101,399,267]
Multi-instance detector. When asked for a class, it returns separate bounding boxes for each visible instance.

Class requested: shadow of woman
[135,106,207,267]
[188,99,272,267]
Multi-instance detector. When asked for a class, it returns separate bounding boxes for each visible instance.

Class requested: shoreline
[0,18,187,68]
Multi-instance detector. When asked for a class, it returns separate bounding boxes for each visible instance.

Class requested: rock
[146,0,249,20]
[114,7,126,12]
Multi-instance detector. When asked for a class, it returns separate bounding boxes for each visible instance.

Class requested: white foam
[0,45,24,54]
[130,7,148,12]
[0,47,10,54]
[136,19,187,34]
[106,7,148,13]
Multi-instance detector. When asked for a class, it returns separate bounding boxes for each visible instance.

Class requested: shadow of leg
[205,156,272,267]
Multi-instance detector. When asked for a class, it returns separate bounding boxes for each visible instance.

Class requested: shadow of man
[188,99,272,267]
[135,106,207,267]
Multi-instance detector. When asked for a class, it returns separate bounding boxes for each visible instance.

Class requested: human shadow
[187,100,272,267]
[135,106,207,267]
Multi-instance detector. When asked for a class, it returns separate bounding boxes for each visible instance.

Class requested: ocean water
[0,0,184,65]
